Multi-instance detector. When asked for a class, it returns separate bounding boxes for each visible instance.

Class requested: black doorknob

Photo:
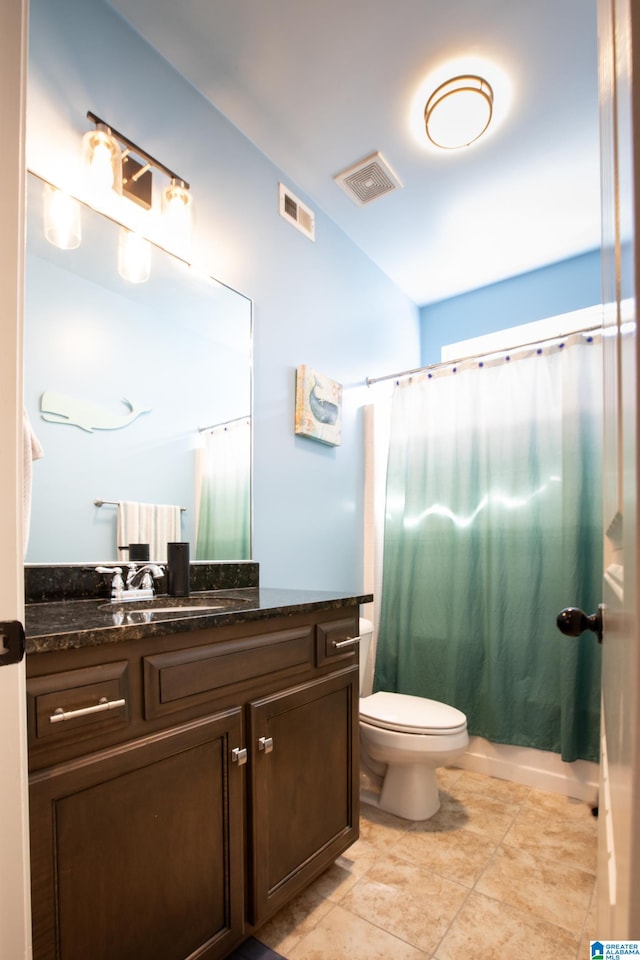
[556,605,603,643]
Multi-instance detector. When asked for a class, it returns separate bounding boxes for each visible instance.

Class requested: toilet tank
[358,618,374,696]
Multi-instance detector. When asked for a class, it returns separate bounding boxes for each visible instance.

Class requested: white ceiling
[108,0,601,306]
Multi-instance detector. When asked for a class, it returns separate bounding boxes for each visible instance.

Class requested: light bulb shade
[118,230,151,284]
[162,180,193,250]
[425,75,493,149]
[43,184,81,250]
[82,126,122,197]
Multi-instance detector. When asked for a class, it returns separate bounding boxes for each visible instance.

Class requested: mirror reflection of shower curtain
[195,418,250,560]
[374,335,603,762]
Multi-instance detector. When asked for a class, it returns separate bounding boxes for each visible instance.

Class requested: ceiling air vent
[333,152,403,206]
[278,183,315,241]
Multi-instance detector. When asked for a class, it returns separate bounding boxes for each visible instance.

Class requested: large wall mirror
[24,172,252,564]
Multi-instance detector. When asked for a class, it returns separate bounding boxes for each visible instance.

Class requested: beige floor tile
[359,801,415,850]
[393,822,496,886]
[452,768,532,805]
[434,890,579,960]
[436,766,465,791]
[304,849,373,903]
[524,787,598,823]
[287,903,426,960]
[403,785,519,843]
[434,788,520,842]
[504,805,598,874]
[255,886,335,956]
[341,853,468,954]
[475,842,595,935]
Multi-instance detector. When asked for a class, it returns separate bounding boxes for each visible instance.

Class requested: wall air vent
[278,183,315,241]
[333,152,403,206]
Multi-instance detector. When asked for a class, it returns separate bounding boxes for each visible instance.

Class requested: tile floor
[254,767,599,960]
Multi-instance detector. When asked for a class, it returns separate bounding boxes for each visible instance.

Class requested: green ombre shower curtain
[374,336,603,761]
[195,418,251,560]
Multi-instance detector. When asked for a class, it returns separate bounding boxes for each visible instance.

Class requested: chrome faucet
[97,563,165,602]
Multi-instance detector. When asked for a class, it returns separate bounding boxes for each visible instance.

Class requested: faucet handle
[95,565,125,600]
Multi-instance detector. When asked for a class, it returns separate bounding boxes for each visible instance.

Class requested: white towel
[23,407,44,557]
[117,501,182,562]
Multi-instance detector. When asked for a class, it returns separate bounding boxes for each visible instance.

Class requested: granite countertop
[25,587,373,655]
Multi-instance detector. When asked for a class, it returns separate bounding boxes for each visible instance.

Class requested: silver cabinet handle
[258,736,273,753]
[332,635,361,649]
[231,747,247,766]
[49,696,126,724]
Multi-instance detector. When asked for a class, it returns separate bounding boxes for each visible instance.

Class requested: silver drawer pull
[332,635,361,649]
[50,696,126,724]
[258,736,273,754]
[231,747,247,766]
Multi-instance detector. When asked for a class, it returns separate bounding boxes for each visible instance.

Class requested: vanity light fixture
[424,75,494,149]
[83,112,192,227]
[43,184,82,250]
[161,177,194,251]
[118,229,151,284]
[82,123,122,197]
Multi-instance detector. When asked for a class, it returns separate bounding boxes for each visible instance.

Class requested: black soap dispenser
[167,542,190,597]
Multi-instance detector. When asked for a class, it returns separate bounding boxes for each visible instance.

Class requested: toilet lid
[360,691,467,735]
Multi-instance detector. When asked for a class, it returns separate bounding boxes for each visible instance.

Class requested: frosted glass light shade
[82,127,122,197]
[118,230,151,284]
[425,76,493,149]
[43,184,81,250]
[162,180,193,250]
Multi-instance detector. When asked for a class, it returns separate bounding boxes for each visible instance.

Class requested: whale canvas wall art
[295,365,342,446]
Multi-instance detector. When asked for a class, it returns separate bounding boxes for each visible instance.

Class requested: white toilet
[358,618,468,821]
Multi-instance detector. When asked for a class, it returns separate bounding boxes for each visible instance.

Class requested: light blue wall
[420,250,602,364]
[27,0,420,589]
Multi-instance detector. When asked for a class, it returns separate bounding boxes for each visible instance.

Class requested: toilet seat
[360,691,467,735]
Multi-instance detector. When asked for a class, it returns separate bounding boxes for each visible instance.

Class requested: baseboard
[456,736,599,804]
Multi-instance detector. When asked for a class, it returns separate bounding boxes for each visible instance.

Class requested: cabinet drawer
[316,616,359,669]
[144,627,314,719]
[27,661,130,745]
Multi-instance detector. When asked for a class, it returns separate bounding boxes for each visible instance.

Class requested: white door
[0,0,32,957]
[597,0,640,937]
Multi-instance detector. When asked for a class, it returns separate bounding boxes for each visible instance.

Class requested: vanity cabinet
[26,607,360,960]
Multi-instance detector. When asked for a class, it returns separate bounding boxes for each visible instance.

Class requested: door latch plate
[0,621,25,666]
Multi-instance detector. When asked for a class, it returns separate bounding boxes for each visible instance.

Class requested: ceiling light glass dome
[424,75,494,149]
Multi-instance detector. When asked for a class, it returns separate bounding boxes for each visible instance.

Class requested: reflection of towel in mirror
[24,408,44,557]
[117,501,181,563]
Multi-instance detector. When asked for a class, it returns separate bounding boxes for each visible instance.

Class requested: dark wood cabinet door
[29,709,244,960]
[248,667,359,924]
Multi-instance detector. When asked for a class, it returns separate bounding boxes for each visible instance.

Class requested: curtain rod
[366,323,602,387]
[198,415,250,433]
[94,499,187,512]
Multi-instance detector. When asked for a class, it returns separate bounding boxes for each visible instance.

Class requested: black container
[167,542,190,597]
[128,543,150,561]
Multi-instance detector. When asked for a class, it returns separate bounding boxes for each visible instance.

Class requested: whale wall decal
[40,390,152,433]
[294,365,342,446]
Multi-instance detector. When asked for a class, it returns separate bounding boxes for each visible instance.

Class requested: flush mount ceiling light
[83,112,193,244]
[424,75,494,150]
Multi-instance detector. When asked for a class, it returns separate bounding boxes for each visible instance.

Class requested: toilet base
[379,763,441,821]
